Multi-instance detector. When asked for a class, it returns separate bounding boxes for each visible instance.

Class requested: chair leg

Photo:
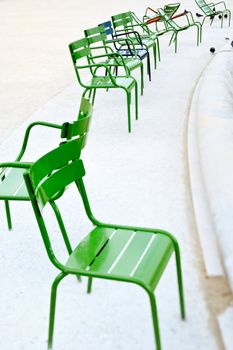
[153,44,157,69]
[196,26,199,46]
[147,53,151,81]
[82,88,89,99]
[174,33,178,53]
[200,25,203,43]
[87,277,93,294]
[174,242,186,320]
[156,38,161,62]
[50,201,72,254]
[210,15,214,26]
[92,88,97,105]
[4,200,12,230]
[134,81,138,121]
[48,272,67,350]
[126,92,131,133]
[140,64,144,96]
[147,291,161,350]
[169,32,175,46]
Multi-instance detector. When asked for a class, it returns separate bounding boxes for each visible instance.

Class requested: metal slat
[110,231,153,276]
[133,234,174,290]
[0,168,26,197]
[89,229,134,273]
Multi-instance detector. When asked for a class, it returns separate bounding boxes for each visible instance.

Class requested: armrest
[88,52,128,69]
[183,10,195,24]
[15,121,62,161]
[78,63,125,83]
[212,1,227,9]
[0,161,32,179]
[116,29,144,46]
[105,37,137,56]
[89,45,114,54]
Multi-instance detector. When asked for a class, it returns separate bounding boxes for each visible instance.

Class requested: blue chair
[100,20,151,81]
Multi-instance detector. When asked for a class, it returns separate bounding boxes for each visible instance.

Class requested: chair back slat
[157,8,180,29]
[36,158,85,209]
[62,117,91,140]
[61,97,92,139]
[99,21,114,36]
[84,26,107,45]
[112,12,133,30]
[164,3,180,17]
[195,0,213,15]
[29,137,85,192]
[69,38,90,62]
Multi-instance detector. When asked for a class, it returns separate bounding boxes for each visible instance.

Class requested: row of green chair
[69,13,162,133]
[68,8,204,134]
[7,5,223,349]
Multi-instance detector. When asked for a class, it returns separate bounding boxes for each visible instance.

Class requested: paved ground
[0,1,233,349]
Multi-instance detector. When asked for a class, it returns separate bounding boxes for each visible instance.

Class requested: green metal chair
[157,8,202,53]
[24,137,186,350]
[0,97,92,230]
[195,0,231,27]
[69,37,138,133]
[111,12,160,68]
[144,3,181,23]
[99,20,152,82]
[143,3,181,31]
[143,4,194,51]
[84,25,144,95]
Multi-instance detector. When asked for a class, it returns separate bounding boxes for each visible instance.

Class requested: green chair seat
[66,227,173,290]
[128,36,155,49]
[140,32,158,41]
[90,76,136,90]
[0,168,29,200]
[106,56,142,70]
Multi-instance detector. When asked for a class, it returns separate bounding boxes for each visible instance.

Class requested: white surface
[0,2,232,349]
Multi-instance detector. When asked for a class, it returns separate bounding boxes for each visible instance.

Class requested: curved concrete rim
[187,48,229,277]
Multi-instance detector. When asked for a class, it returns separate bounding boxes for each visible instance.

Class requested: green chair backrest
[62,97,92,140]
[164,3,180,17]
[84,25,107,45]
[69,38,92,84]
[111,12,134,32]
[195,0,213,15]
[59,98,92,148]
[157,8,180,30]
[24,137,87,270]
